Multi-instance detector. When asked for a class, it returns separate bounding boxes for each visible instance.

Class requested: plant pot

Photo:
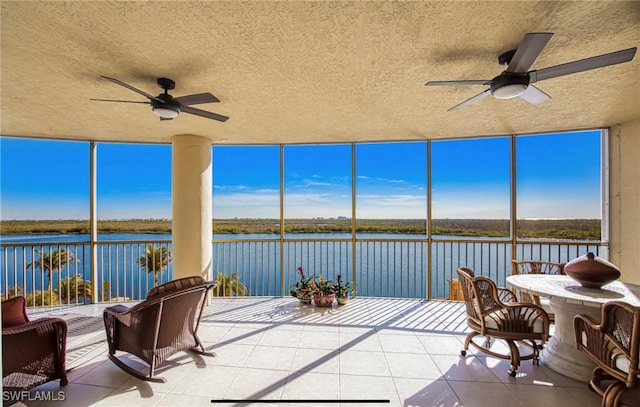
[313,293,335,307]
[336,296,349,305]
[296,288,313,304]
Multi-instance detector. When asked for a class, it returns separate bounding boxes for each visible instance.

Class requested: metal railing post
[89,141,99,303]
[279,144,285,297]
[351,143,357,298]
[510,135,517,265]
[426,140,432,300]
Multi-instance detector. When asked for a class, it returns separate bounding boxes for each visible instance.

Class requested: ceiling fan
[425,32,637,111]
[91,76,229,122]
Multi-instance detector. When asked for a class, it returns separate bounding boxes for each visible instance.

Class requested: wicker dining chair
[511,260,565,322]
[574,301,640,407]
[103,276,217,382]
[457,267,550,376]
[2,295,68,391]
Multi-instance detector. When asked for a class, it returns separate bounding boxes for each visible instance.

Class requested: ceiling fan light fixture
[151,104,181,119]
[492,83,528,99]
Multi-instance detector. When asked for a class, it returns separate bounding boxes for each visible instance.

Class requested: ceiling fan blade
[181,106,229,122]
[426,80,490,86]
[530,47,637,83]
[519,85,551,105]
[506,33,553,73]
[100,76,162,102]
[448,89,491,111]
[90,98,150,104]
[174,93,220,106]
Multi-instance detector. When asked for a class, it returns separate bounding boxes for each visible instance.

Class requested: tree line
[0,218,601,240]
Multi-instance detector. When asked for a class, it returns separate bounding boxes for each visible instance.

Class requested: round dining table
[506,274,640,382]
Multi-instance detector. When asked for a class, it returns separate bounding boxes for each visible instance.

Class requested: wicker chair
[2,296,68,391]
[574,301,640,407]
[511,260,565,322]
[103,276,217,382]
[457,267,550,376]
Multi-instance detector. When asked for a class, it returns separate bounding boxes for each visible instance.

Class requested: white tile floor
[8,297,637,407]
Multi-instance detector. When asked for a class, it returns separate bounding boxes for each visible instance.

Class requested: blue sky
[0,130,602,220]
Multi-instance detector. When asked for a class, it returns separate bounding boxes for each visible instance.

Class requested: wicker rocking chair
[103,276,217,382]
[511,260,565,322]
[574,301,640,407]
[457,267,550,376]
[2,296,68,391]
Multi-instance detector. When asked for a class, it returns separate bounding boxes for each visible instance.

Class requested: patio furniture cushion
[511,260,565,324]
[146,275,206,301]
[2,295,29,328]
[613,353,640,376]
[2,296,68,391]
[484,307,546,333]
[578,329,640,376]
[457,267,550,377]
[574,301,640,407]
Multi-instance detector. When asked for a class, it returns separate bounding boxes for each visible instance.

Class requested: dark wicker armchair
[511,260,565,322]
[2,296,68,391]
[574,301,640,407]
[103,276,217,382]
[457,267,550,376]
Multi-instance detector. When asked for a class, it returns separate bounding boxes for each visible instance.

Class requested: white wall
[609,118,640,284]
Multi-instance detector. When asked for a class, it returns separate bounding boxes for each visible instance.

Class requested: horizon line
[0,217,601,222]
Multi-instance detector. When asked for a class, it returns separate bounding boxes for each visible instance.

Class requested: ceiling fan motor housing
[151,94,181,118]
[490,73,530,99]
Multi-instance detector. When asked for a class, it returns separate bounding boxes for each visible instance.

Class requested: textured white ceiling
[1,1,639,145]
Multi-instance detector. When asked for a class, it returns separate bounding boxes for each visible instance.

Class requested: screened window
[283,144,352,235]
[431,137,511,238]
[212,145,280,236]
[0,137,89,229]
[355,142,427,237]
[515,131,601,240]
[97,143,171,234]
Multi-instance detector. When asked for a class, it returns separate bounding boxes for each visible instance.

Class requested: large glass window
[355,142,427,236]
[97,143,171,234]
[516,131,601,240]
[431,137,511,238]
[212,145,280,236]
[0,137,89,228]
[283,144,352,234]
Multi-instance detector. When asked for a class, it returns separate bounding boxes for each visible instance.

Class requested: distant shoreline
[0,218,601,240]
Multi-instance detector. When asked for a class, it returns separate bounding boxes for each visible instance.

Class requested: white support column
[172,134,212,281]
[609,119,640,284]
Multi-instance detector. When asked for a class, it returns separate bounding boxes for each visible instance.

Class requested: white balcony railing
[0,237,605,306]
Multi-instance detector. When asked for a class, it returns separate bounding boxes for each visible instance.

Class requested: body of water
[0,233,602,302]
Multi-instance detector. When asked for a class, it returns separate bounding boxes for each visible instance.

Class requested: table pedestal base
[540,300,599,382]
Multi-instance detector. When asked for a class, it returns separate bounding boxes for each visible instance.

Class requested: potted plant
[290,266,316,304]
[310,275,337,307]
[335,274,354,305]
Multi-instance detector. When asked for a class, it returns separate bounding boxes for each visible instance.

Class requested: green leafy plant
[25,290,59,307]
[138,244,171,286]
[26,248,78,290]
[1,286,23,301]
[213,272,249,296]
[335,274,354,298]
[310,275,337,296]
[59,276,92,303]
[102,281,113,302]
[290,266,318,296]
